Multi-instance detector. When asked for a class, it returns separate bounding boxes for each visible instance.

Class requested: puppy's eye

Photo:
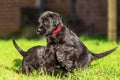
[44,21,48,25]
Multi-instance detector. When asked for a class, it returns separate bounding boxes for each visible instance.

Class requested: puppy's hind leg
[22,61,29,75]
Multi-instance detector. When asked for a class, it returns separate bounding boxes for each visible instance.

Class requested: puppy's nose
[36,29,41,34]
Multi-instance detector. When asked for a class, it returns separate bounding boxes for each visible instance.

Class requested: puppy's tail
[12,38,26,57]
[92,47,118,60]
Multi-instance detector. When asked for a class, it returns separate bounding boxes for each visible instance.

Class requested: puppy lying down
[12,39,45,75]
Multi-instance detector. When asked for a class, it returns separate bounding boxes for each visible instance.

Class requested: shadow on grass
[11,59,22,74]
[3,59,22,74]
[13,59,22,67]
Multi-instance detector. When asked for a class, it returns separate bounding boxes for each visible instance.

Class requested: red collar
[52,25,63,35]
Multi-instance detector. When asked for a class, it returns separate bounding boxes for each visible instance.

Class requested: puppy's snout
[36,29,41,34]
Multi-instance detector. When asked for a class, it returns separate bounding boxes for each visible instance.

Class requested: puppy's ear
[52,13,63,26]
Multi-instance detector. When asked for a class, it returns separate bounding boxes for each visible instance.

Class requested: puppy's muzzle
[36,28,41,34]
[36,27,46,35]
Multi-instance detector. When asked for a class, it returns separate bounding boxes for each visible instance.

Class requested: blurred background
[0,0,119,40]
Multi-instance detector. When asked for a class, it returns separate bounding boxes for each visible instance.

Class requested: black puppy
[12,39,46,75]
[37,11,117,72]
[13,39,64,75]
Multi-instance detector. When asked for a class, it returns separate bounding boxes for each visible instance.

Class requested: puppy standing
[37,11,117,72]
[12,39,46,75]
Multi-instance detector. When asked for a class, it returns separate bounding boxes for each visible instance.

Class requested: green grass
[0,36,120,80]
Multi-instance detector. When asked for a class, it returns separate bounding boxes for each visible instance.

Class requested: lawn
[0,36,120,80]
